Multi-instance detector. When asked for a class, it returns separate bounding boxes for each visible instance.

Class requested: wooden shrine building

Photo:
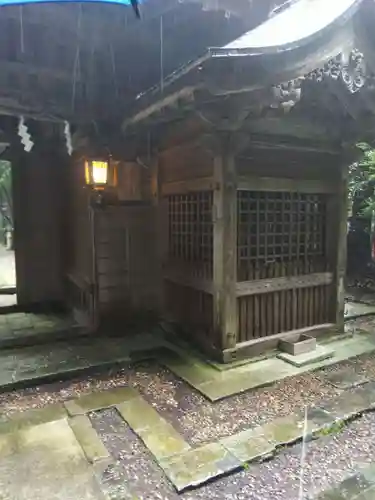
[1,0,375,361]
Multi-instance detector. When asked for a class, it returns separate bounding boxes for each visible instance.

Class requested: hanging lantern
[84,158,117,190]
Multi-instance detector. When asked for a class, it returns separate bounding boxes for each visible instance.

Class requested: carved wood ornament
[272,49,373,111]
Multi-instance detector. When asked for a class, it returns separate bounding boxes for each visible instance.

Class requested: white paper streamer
[18,116,33,153]
[64,121,73,156]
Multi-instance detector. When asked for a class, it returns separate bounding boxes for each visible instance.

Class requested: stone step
[0,331,166,392]
[68,414,111,464]
[160,333,375,401]
[113,381,375,493]
[315,465,375,499]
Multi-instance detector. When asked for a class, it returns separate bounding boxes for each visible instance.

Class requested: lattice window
[168,192,213,275]
[238,191,327,280]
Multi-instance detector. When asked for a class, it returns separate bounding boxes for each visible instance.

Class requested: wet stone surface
[159,443,242,492]
[337,473,375,498]
[90,408,180,499]
[0,312,81,348]
[260,415,305,446]
[1,361,375,498]
[3,323,375,499]
[357,381,375,409]
[316,470,375,499]
[116,396,166,433]
[65,386,138,416]
[88,406,375,500]
[220,427,275,463]
[0,331,166,391]
[162,354,216,387]
[87,379,375,493]
[300,407,336,436]
[117,395,191,460]
[162,333,375,402]
[137,420,191,461]
[68,414,110,464]
[0,403,67,435]
[277,345,334,368]
[326,370,369,390]
[0,419,104,500]
[320,390,371,420]
[345,301,375,319]
[131,360,342,446]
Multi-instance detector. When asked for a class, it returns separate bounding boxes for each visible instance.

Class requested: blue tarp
[0,0,137,5]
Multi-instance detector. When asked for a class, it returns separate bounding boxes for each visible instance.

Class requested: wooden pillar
[150,154,165,313]
[335,163,348,327]
[9,124,69,307]
[213,134,238,350]
[326,162,348,329]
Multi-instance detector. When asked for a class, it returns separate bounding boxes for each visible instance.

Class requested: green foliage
[316,420,345,437]
[349,143,375,217]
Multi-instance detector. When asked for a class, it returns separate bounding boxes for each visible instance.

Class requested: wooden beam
[213,134,238,349]
[237,176,336,193]
[122,86,198,131]
[161,177,214,196]
[163,275,213,295]
[236,272,333,297]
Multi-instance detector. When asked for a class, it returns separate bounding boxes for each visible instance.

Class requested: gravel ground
[0,314,375,498]
[90,407,375,500]
[134,364,344,445]
[0,315,374,446]
[0,354,371,445]
[0,360,343,445]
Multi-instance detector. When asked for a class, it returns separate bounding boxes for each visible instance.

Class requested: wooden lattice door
[164,192,214,339]
[237,190,332,341]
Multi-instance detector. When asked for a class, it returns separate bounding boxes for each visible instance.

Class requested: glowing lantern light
[85,159,109,190]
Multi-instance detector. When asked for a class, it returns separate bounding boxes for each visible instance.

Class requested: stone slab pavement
[0,326,374,401]
[1,371,375,497]
[316,465,375,499]
[161,331,375,401]
[0,418,105,500]
[0,330,166,392]
[0,311,83,349]
[345,301,375,319]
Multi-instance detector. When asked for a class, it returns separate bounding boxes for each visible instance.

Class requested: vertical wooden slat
[273,262,280,335]
[253,263,260,338]
[240,297,246,342]
[266,264,273,335]
[213,136,238,349]
[260,293,266,337]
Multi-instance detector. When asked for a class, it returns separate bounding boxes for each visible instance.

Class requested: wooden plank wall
[159,143,217,345]
[237,148,340,181]
[69,156,92,285]
[12,141,69,306]
[65,155,94,322]
[158,142,343,353]
[67,158,159,325]
[160,143,214,183]
[96,204,159,314]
